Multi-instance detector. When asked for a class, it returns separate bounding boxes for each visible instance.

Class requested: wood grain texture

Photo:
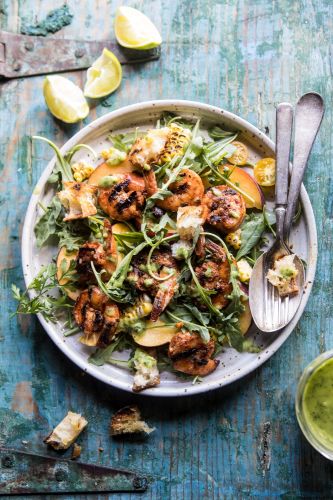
[1,0,333,498]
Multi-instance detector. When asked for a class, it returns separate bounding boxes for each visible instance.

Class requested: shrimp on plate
[75,219,117,284]
[128,249,179,321]
[73,286,120,347]
[168,331,219,376]
[203,185,246,233]
[194,240,232,310]
[98,173,146,222]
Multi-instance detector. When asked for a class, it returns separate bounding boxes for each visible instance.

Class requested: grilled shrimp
[155,169,205,212]
[203,185,246,233]
[128,249,179,321]
[98,173,146,221]
[129,125,192,206]
[75,220,116,284]
[73,286,120,347]
[195,240,232,309]
[168,331,219,376]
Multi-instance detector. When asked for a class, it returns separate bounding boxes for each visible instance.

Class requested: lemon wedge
[43,75,89,123]
[84,48,122,99]
[114,6,162,50]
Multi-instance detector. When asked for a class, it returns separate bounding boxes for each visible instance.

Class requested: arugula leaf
[166,306,210,343]
[34,196,63,247]
[263,205,276,236]
[33,137,96,186]
[225,322,259,353]
[224,261,245,317]
[186,257,224,320]
[107,131,142,152]
[203,134,238,165]
[88,335,133,366]
[33,136,73,183]
[208,126,236,140]
[236,213,266,260]
[90,241,147,303]
[12,263,72,322]
[109,241,147,289]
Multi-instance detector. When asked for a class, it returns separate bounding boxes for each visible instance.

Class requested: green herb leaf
[11,263,72,322]
[236,213,266,260]
[34,196,63,247]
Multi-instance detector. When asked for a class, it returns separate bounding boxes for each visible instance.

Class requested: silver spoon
[249,93,324,332]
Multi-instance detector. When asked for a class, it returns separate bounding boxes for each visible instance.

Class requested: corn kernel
[71,161,94,182]
[237,259,253,283]
[225,229,242,250]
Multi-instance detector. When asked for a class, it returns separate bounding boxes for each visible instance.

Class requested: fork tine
[264,268,268,328]
[276,294,282,325]
[267,285,276,325]
[284,296,289,323]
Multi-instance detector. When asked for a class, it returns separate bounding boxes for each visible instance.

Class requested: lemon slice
[114,6,162,50]
[84,48,122,99]
[43,75,89,123]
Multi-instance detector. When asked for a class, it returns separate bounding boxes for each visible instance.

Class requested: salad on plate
[14,114,277,392]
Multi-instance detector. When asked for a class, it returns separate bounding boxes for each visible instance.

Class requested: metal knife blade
[0,448,148,494]
[0,31,160,79]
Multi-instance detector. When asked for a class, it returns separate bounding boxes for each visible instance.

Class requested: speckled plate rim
[21,99,317,397]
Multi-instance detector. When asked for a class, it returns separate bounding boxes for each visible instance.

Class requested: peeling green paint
[20,4,73,36]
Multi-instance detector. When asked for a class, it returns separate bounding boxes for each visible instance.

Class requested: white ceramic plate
[22,100,317,397]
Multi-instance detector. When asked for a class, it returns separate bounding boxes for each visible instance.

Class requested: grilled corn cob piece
[117,295,152,332]
[71,161,95,182]
[128,124,191,169]
[158,124,191,164]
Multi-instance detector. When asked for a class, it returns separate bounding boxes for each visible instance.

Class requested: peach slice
[88,159,134,186]
[238,298,252,335]
[219,165,264,210]
[56,247,80,301]
[133,320,179,347]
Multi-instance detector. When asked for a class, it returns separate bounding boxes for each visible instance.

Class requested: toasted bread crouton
[110,405,155,436]
[131,348,160,392]
[44,411,87,450]
[176,205,207,240]
[58,182,97,221]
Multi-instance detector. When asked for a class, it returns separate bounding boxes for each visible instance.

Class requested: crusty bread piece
[110,405,155,436]
[44,411,87,450]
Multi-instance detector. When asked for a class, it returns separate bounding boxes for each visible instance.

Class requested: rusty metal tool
[0,448,148,494]
[0,31,160,79]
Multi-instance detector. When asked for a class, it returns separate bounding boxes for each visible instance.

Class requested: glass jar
[295,350,333,460]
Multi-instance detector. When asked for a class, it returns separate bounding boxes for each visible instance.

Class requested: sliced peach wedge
[132,320,180,347]
[56,247,80,301]
[218,165,264,210]
[238,299,252,335]
[88,159,133,186]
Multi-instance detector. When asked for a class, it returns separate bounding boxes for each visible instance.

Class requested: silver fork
[261,102,301,330]
[249,93,324,332]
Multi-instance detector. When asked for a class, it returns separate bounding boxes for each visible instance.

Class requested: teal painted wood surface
[1,0,333,498]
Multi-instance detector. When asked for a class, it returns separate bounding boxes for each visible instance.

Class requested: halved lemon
[43,75,89,123]
[254,157,276,186]
[84,48,122,99]
[114,6,162,50]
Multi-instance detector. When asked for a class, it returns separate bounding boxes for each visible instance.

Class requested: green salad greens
[13,113,275,392]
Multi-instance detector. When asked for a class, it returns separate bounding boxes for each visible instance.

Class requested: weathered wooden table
[1,0,333,498]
